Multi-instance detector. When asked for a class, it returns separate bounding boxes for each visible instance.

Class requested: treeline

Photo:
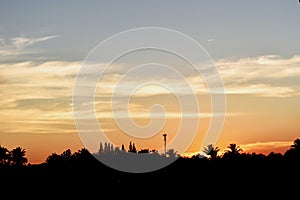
[1,139,300,195]
[1,139,299,168]
[37,138,300,164]
[192,141,300,161]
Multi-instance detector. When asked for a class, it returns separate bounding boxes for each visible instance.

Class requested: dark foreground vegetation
[1,139,300,196]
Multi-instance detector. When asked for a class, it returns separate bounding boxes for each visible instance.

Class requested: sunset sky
[0,1,300,164]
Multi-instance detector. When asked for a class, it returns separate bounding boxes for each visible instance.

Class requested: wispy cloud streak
[11,35,60,49]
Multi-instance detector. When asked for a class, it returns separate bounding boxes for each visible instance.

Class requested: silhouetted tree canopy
[128,141,137,153]
[138,149,149,153]
[0,146,9,166]
[284,139,300,160]
[46,153,64,165]
[223,143,243,160]
[0,139,299,197]
[10,147,27,166]
[203,144,220,160]
[40,138,300,172]
[166,149,179,159]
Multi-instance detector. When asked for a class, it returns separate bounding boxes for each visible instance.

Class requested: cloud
[217,55,300,80]
[95,111,234,119]
[2,54,299,101]
[13,97,71,111]
[211,55,300,97]
[0,61,78,136]
[223,84,298,97]
[0,49,28,56]
[240,141,293,154]
[0,61,80,109]
[94,54,300,98]
[86,55,300,98]
[0,55,300,137]
[0,37,5,46]
[11,35,60,49]
[187,78,298,98]
[0,35,60,61]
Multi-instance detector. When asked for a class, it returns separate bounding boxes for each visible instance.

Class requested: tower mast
[163,133,167,155]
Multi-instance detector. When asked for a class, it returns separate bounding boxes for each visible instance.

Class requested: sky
[0,0,300,163]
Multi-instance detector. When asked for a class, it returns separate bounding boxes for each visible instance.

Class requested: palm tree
[226,144,242,155]
[223,143,243,160]
[10,147,28,166]
[203,144,220,160]
[0,146,9,165]
[166,149,179,159]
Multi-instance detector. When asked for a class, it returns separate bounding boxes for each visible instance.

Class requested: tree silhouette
[223,143,242,160]
[138,149,149,153]
[107,143,111,154]
[284,139,300,160]
[128,141,137,153]
[150,149,160,157]
[0,146,9,166]
[74,148,90,158]
[46,152,64,165]
[110,143,114,152]
[113,146,121,155]
[121,144,125,151]
[129,141,133,152]
[166,149,179,159]
[73,148,94,163]
[267,152,283,161]
[10,147,28,166]
[291,139,300,150]
[227,144,242,155]
[203,144,220,160]
[104,142,109,154]
[2,138,300,194]
[61,149,72,163]
[99,143,104,154]
[132,143,137,153]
